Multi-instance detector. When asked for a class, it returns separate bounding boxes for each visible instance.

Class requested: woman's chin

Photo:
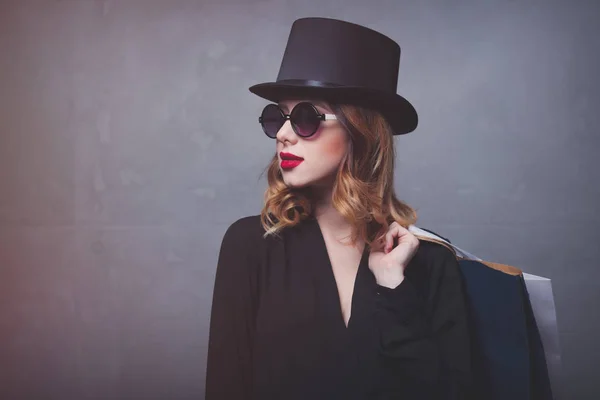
[283,172,335,191]
[282,173,311,189]
[283,179,309,189]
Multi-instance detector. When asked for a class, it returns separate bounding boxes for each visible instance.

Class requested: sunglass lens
[291,102,321,137]
[260,105,285,138]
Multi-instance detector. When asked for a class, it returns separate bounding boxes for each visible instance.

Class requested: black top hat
[249,17,418,135]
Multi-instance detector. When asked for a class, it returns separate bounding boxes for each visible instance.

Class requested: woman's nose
[276,120,297,142]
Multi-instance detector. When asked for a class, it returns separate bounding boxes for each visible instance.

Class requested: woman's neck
[311,186,362,247]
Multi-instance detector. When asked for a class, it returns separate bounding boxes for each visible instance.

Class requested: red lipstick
[280,152,304,170]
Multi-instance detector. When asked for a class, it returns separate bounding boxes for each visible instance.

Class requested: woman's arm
[374,242,473,399]
[205,217,259,400]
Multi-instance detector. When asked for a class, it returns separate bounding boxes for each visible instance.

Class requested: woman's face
[275,99,349,190]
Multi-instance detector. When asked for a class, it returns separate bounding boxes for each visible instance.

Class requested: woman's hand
[368,221,420,289]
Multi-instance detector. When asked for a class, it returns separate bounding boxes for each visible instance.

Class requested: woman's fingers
[385,222,401,253]
[384,222,415,253]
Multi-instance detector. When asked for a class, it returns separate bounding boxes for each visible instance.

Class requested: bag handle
[408,225,522,276]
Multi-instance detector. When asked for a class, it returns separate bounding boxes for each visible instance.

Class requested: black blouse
[205,215,473,400]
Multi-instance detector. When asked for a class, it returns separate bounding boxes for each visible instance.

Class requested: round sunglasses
[259,102,338,139]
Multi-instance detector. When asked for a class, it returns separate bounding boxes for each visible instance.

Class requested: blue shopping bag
[409,226,561,400]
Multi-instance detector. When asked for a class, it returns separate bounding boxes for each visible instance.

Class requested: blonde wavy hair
[258,102,418,251]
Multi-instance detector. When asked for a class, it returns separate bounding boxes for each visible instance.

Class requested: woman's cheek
[322,136,347,160]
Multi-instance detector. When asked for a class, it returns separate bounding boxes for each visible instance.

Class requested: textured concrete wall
[0,0,598,399]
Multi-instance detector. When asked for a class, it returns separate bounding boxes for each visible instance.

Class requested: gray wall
[0,0,598,399]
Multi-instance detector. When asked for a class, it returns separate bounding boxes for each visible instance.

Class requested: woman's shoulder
[414,238,457,261]
[407,237,462,280]
[227,214,262,231]
[223,214,264,242]
[217,215,266,267]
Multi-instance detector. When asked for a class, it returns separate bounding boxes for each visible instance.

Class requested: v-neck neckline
[309,216,369,331]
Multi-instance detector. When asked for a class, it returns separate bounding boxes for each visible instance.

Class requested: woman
[205,17,473,400]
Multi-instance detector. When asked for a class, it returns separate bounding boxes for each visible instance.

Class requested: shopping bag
[522,273,563,399]
[408,226,561,400]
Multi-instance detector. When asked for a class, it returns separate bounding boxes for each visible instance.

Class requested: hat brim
[249,82,418,135]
